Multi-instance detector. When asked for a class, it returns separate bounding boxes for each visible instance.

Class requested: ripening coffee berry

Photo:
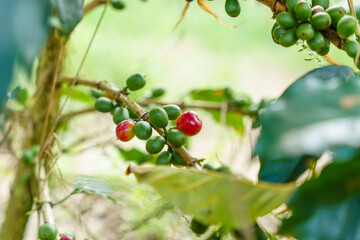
[162,104,181,120]
[326,5,346,24]
[134,121,153,140]
[149,107,169,128]
[38,223,58,240]
[295,0,312,21]
[126,73,146,91]
[190,218,208,235]
[345,40,360,58]
[95,97,114,113]
[225,0,241,17]
[156,151,172,165]
[307,31,325,51]
[311,12,332,30]
[279,28,298,47]
[60,232,75,240]
[167,129,187,148]
[337,15,357,39]
[116,120,135,142]
[59,235,73,240]
[176,111,202,136]
[296,23,315,40]
[312,0,329,10]
[113,107,130,124]
[276,12,298,29]
[146,136,166,154]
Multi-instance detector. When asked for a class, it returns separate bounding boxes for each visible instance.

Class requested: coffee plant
[0,0,360,239]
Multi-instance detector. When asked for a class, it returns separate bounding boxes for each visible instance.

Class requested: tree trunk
[0,31,64,240]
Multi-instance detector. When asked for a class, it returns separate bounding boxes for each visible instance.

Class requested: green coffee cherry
[162,104,181,120]
[271,23,281,44]
[203,163,216,171]
[190,218,208,235]
[111,0,125,9]
[113,107,130,124]
[312,0,329,10]
[279,28,298,47]
[286,0,300,13]
[90,88,103,98]
[38,223,58,240]
[276,12,298,29]
[171,151,186,165]
[317,39,330,56]
[311,12,332,30]
[149,107,169,128]
[146,136,166,154]
[135,121,153,140]
[295,0,312,21]
[95,97,114,113]
[156,151,172,165]
[326,5,346,24]
[337,15,357,39]
[273,26,286,43]
[296,23,315,40]
[167,129,186,148]
[307,31,325,51]
[126,73,146,91]
[127,108,138,119]
[225,0,241,17]
[151,88,166,98]
[345,40,360,58]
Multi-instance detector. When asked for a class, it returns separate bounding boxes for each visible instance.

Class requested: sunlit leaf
[61,85,93,103]
[279,156,360,240]
[74,176,117,202]
[206,109,245,134]
[129,166,296,229]
[189,88,234,102]
[256,66,360,183]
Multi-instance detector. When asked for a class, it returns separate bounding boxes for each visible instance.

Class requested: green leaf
[51,0,83,35]
[61,85,93,103]
[117,147,155,165]
[256,66,360,183]
[130,166,296,229]
[279,156,360,240]
[189,88,234,102]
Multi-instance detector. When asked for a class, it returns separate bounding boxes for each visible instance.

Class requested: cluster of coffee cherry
[272,0,360,67]
[92,73,203,165]
[38,223,89,240]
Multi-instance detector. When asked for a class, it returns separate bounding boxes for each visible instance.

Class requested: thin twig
[84,0,107,14]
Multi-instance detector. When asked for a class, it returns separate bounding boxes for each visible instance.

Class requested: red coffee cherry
[60,236,73,240]
[116,120,135,142]
[176,111,202,136]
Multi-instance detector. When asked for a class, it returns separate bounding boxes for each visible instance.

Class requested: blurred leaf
[279,156,360,240]
[130,166,296,229]
[8,86,28,105]
[117,147,155,165]
[189,88,233,102]
[206,109,245,134]
[51,0,84,35]
[62,85,93,103]
[0,0,50,109]
[74,176,118,202]
[256,66,360,183]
